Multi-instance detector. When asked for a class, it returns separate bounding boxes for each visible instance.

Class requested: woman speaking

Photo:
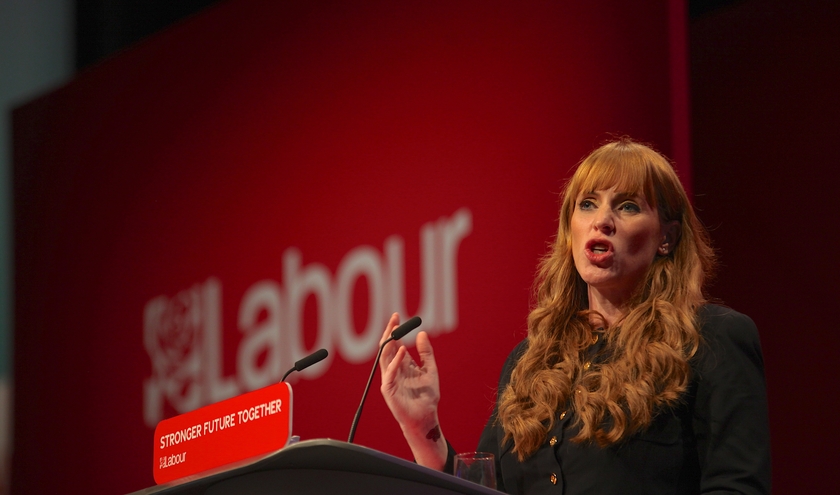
[378,138,771,494]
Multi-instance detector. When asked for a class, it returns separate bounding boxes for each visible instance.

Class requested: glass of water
[453,452,496,489]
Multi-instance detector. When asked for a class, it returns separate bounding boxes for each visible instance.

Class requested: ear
[658,220,680,255]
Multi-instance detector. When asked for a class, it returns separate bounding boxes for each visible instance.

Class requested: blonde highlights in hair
[497,138,715,459]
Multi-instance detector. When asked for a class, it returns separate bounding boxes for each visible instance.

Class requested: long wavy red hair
[497,138,715,460]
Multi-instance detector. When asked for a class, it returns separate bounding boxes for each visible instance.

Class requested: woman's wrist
[400,416,448,470]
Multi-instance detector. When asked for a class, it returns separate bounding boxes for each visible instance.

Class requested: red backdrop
[690,0,840,492]
[13,1,688,493]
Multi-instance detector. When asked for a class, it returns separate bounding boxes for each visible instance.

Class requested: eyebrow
[579,190,641,199]
[613,191,642,200]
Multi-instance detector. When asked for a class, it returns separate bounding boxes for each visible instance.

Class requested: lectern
[129,439,498,495]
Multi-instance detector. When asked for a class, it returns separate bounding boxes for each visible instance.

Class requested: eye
[618,202,641,213]
[578,199,596,210]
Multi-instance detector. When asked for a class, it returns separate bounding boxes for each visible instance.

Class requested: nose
[593,208,615,234]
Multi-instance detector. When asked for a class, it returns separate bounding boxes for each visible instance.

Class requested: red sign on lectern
[152,382,292,484]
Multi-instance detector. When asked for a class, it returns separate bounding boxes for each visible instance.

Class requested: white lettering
[335,246,386,363]
[439,208,472,329]
[159,424,202,449]
[144,208,473,426]
[201,413,236,434]
[283,249,334,379]
[236,399,284,424]
[237,281,283,391]
[159,452,186,469]
[202,280,238,404]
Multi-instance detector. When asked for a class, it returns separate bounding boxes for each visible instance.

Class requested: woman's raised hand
[379,313,448,470]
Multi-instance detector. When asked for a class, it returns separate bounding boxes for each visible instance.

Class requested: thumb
[415,331,437,370]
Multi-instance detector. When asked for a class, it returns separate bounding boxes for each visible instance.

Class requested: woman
[379,138,771,494]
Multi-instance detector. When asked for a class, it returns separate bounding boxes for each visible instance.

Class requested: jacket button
[549,436,557,446]
[550,473,558,485]
[559,410,567,420]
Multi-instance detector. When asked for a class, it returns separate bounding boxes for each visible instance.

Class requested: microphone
[390,316,422,341]
[347,316,422,443]
[281,348,329,382]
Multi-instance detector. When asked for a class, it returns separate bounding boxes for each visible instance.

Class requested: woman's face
[570,186,666,302]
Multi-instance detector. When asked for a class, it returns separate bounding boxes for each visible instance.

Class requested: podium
[128,439,499,495]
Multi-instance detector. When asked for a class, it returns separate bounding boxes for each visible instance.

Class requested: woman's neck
[587,286,630,326]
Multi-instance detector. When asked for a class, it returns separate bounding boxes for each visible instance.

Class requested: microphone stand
[347,316,421,443]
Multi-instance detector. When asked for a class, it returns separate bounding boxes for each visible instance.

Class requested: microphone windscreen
[294,348,328,371]
[391,316,422,341]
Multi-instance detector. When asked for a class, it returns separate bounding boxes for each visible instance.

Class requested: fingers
[379,313,437,380]
[379,313,401,374]
[380,345,410,398]
[380,312,401,345]
[384,345,408,381]
[415,331,436,371]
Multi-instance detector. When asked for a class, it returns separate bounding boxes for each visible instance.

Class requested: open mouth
[584,239,614,264]
[586,239,613,254]
[590,243,610,254]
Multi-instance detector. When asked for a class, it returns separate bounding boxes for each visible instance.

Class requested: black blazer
[447,305,771,495]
